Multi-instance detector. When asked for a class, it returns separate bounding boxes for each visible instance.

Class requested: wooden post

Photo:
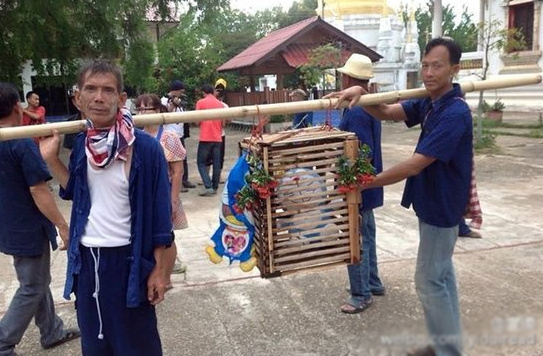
[344,137,361,264]
[263,146,275,274]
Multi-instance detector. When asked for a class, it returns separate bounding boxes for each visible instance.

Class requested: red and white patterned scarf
[464,158,483,229]
[85,108,135,168]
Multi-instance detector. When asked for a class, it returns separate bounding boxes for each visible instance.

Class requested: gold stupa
[317,0,396,17]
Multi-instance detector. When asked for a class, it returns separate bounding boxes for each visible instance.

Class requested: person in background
[201,78,229,185]
[196,84,225,196]
[289,89,313,128]
[162,80,195,192]
[137,93,188,279]
[337,54,386,314]
[327,37,472,356]
[40,60,171,356]
[22,91,46,127]
[214,78,229,181]
[0,82,80,356]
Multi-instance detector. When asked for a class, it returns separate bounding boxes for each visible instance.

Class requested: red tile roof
[281,43,352,67]
[218,16,380,72]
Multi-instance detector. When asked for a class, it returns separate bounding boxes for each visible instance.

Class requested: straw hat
[336,54,374,80]
[215,78,227,89]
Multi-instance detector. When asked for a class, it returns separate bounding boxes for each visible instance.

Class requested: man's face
[169,89,184,98]
[341,75,369,91]
[76,72,123,128]
[27,93,40,108]
[421,45,459,99]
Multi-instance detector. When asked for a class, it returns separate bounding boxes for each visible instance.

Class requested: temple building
[318,0,421,90]
[462,0,542,111]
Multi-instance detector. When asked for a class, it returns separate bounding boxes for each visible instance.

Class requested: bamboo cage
[240,127,361,277]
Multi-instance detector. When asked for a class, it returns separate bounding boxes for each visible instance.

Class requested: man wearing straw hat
[327,38,472,356]
[0,82,80,355]
[336,54,386,315]
[40,60,172,356]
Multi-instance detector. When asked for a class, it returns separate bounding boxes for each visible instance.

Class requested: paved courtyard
[1,113,542,356]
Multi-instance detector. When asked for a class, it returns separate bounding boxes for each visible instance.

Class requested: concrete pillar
[432,0,443,38]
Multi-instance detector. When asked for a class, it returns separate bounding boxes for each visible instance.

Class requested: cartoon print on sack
[206,152,257,272]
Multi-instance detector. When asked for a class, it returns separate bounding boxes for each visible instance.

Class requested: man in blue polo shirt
[327,38,472,356]
[337,54,386,314]
[0,82,80,356]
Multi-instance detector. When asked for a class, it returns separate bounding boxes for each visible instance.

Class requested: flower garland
[337,144,376,193]
[234,154,278,213]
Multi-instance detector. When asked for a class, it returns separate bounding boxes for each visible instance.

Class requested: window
[508,2,534,51]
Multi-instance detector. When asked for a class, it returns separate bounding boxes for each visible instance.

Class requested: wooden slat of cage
[272,229,350,248]
[274,245,352,264]
[271,200,346,217]
[267,140,345,158]
[274,253,352,272]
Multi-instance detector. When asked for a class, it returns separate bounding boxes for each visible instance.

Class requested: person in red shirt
[22,91,46,126]
[196,84,225,196]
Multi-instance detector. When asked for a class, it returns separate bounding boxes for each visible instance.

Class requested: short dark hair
[135,93,161,110]
[0,83,20,119]
[25,91,37,100]
[201,84,214,94]
[424,37,462,65]
[77,60,124,94]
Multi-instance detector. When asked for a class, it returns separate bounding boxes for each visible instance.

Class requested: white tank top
[81,159,131,247]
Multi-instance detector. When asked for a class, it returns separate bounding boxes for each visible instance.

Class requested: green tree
[298,43,342,89]
[0,0,226,89]
[156,12,226,107]
[278,0,318,28]
[401,1,477,53]
[473,18,525,142]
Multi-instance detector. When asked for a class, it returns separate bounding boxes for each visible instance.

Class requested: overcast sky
[230,0,479,19]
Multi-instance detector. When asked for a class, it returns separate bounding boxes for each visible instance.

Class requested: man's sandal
[340,298,373,314]
[43,328,81,349]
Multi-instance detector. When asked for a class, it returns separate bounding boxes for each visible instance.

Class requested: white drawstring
[89,248,104,340]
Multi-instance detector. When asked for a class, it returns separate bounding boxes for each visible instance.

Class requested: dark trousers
[180,137,189,184]
[75,245,162,356]
[197,141,222,190]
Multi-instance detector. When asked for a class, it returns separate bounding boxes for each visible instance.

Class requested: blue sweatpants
[75,245,162,356]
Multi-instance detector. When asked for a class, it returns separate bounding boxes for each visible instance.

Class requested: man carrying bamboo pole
[327,37,471,356]
[0,82,80,356]
[39,60,172,356]
[336,54,386,314]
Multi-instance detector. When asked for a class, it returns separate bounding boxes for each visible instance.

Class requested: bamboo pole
[1,73,540,141]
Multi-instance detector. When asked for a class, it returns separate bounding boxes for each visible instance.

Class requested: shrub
[482,99,505,112]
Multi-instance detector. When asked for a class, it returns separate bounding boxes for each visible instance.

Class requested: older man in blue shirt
[40,61,172,356]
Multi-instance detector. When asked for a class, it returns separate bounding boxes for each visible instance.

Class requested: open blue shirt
[60,129,173,307]
[0,138,58,256]
[400,84,473,227]
[339,107,384,212]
